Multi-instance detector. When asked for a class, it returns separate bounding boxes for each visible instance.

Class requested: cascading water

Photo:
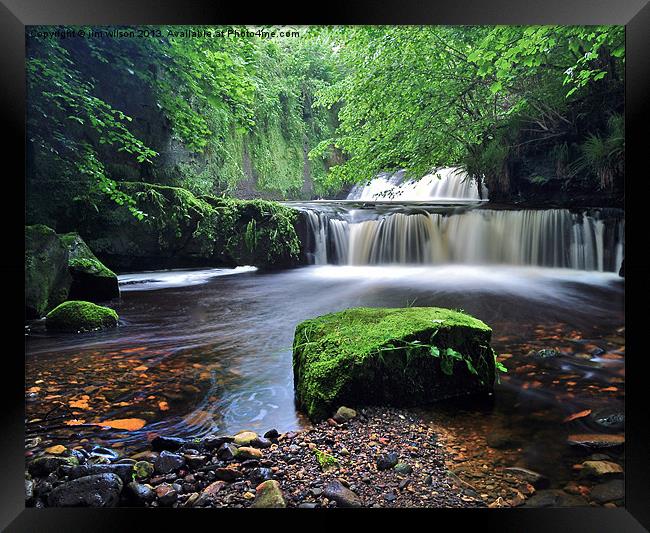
[347,168,488,201]
[295,169,624,272]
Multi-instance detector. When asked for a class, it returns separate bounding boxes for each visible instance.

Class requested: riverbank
[25,405,624,508]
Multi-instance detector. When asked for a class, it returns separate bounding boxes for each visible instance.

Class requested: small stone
[233,431,258,446]
[377,452,399,471]
[151,436,186,452]
[243,491,255,500]
[236,447,263,460]
[333,406,357,423]
[202,435,234,449]
[299,502,318,509]
[184,454,208,469]
[134,461,154,480]
[323,480,362,508]
[249,467,273,484]
[125,482,155,506]
[590,479,625,504]
[214,467,243,482]
[264,429,279,439]
[567,434,625,449]
[251,480,287,508]
[155,483,178,506]
[384,492,397,502]
[202,481,226,499]
[28,455,78,477]
[44,445,67,455]
[503,467,549,489]
[394,463,413,475]
[154,451,186,474]
[579,461,623,480]
[217,442,238,461]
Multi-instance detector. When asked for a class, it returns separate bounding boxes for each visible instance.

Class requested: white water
[347,168,487,201]
[118,266,257,291]
[299,171,624,272]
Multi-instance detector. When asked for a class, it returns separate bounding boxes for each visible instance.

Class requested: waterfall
[347,168,487,201]
[301,208,624,272]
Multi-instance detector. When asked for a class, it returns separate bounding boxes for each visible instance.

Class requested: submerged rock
[590,479,624,504]
[25,224,71,318]
[293,307,496,420]
[377,452,399,471]
[567,434,625,449]
[579,460,623,480]
[47,473,123,507]
[45,300,118,332]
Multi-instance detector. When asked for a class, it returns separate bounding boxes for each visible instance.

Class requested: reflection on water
[25,265,623,486]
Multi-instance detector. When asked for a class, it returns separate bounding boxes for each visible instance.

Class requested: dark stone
[590,479,625,504]
[90,446,120,461]
[216,443,238,461]
[154,451,186,474]
[184,454,208,469]
[589,409,625,431]
[68,464,134,485]
[253,437,272,449]
[47,473,123,507]
[155,483,178,506]
[524,489,589,508]
[151,436,186,452]
[503,467,549,489]
[214,468,242,482]
[28,456,77,477]
[298,502,318,509]
[377,452,399,471]
[263,429,279,440]
[125,482,156,506]
[323,480,362,508]
[202,434,235,449]
[249,467,273,484]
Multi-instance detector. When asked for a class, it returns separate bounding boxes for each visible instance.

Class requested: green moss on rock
[293,307,497,420]
[25,225,71,318]
[62,233,119,301]
[46,301,119,332]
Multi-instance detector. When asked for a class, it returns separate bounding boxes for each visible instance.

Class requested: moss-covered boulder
[61,233,119,302]
[46,301,119,332]
[25,225,71,319]
[293,307,497,420]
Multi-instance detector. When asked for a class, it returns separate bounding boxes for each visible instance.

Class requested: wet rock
[567,434,625,449]
[589,409,625,431]
[47,473,123,507]
[217,442,238,461]
[264,429,279,440]
[125,481,155,506]
[377,452,399,471]
[25,479,34,504]
[323,480,362,507]
[590,479,624,504]
[203,435,234,450]
[394,463,413,475]
[67,463,134,485]
[28,455,78,477]
[233,431,258,446]
[524,489,589,508]
[579,461,623,480]
[254,437,272,449]
[299,502,318,509]
[532,349,561,359]
[90,446,120,461]
[155,483,178,506]
[202,481,226,500]
[236,447,263,460]
[184,454,208,469]
[503,467,549,489]
[154,451,186,474]
[251,480,287,508]
[151,436,186,452]
[214,467,242,482]
[333,406,357,423]
[249,467,273,484]
[134,461,154,480]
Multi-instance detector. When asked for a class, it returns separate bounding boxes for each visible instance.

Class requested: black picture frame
[3,1,648,530]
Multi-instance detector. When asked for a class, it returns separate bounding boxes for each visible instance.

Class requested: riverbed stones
[503,467,549,489]
[134,461,154,480]
[28,455,78,477]
[47,473,123,507]
[251,480,287,508]
[154,450,186,474]
[567,434,625,449]
[217,442,238,461]
[323,480,362,507]
[214,467,243,482]
[333,406,357,423]
[125,481,156,506]
[67,463,134,484]
[234,431,258,446]
[155,483,178,506]
[590,479,624,504]
[151,436,186,452]
[394,463,413,475]
[579,461,623,480]
[236,447,263,460]
[293,307,495,420]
